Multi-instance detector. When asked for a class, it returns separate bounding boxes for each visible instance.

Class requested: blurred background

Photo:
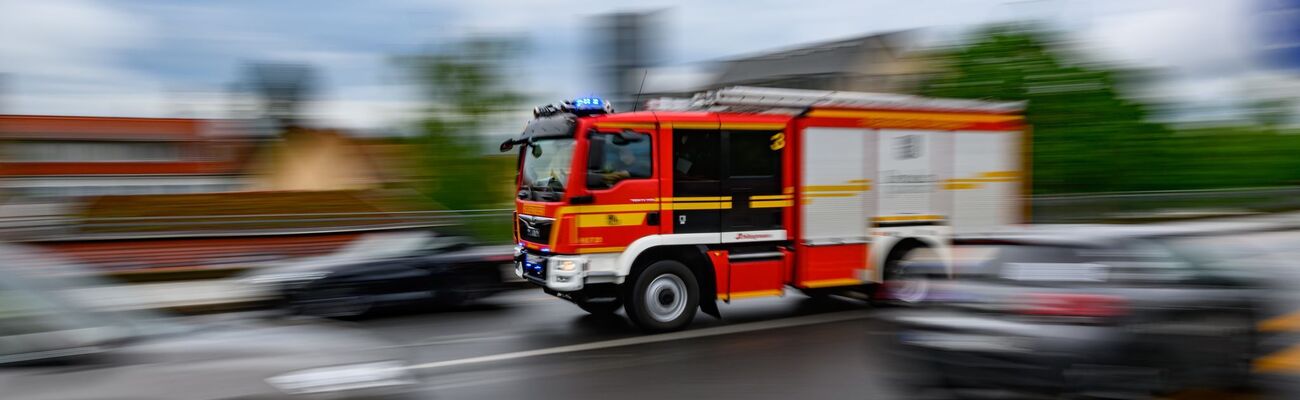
[3,0,1300,399]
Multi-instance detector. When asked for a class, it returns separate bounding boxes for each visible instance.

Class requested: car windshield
[520,138,577,197]
[0,266,141,361]
[0,244,186,360]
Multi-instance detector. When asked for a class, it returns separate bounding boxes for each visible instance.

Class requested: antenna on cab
[631,69,648,112]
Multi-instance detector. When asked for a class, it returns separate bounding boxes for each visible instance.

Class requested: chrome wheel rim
[887,277,930,303]
[646,274,688,323]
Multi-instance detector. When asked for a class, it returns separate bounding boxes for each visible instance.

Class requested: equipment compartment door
[722,130,786,233]
[669,128,724,234]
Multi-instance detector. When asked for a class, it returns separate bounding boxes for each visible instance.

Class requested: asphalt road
[315,229,1300,400]
[346,290,910,400]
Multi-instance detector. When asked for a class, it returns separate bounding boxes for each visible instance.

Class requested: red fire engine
[503,87,1026,332]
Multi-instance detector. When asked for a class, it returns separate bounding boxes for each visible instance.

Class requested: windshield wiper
[530,177,564,201]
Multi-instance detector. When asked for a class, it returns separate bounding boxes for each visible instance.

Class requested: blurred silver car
[0,244,424,399]
[889,224,1276,398]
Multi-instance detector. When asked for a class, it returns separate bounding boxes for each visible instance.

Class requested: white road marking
[406,334,523,347]
[405,310,872,371]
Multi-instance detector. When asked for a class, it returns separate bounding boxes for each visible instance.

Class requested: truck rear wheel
[625,260,699,332]
[874,243,932,306]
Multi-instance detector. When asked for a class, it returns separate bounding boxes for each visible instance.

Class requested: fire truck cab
[504,87,1025,332]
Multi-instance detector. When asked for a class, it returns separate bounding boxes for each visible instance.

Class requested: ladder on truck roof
[646,86,1024,114]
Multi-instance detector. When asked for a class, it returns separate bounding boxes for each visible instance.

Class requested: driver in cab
[596,145,650,186]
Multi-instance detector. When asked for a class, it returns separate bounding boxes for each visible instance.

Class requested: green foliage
[924,25,1174,194]
[403,38,525,242]
[925,25,1300,194]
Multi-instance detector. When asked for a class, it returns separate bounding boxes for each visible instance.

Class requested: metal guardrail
[0,209,516,241]
[1031,186,1300,223]
[4,186,1300,240]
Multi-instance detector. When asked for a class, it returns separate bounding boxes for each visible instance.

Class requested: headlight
[266,361,415,395]
[556,259,578,272]
[243,271,330,285]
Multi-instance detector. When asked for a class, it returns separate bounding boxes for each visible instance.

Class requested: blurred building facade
[0,115,251,200]
[595,12,661,112]
[641,31,935,98]
[245,128,391,191]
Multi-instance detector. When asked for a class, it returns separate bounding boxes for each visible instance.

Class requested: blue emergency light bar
[532,97,613,118]
[573,97,606,110]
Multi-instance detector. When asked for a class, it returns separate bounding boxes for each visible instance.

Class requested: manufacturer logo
[894,134,922,160]
[520,218,541,237]
[735,232,772,241]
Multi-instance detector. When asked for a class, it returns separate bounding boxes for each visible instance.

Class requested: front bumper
[515,249,587,292]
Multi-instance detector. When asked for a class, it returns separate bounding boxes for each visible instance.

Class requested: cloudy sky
[0,0,1294,130]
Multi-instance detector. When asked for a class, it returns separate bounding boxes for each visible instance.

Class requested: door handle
[646,212,660,226]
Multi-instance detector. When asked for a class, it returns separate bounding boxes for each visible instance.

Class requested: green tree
[923,25,1172,194]
[402,38,525,240]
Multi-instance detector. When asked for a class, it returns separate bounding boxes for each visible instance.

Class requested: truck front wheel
[624,260,699,332]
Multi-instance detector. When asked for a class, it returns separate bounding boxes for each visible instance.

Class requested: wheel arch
[872,235,951,281]
[625,242,721,318]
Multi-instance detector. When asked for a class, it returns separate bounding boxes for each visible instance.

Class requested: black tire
[873,243,932,306]
[624,260,699,332]
[575,297,623,315]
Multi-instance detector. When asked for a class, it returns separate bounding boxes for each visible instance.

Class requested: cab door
[573,124,660,254]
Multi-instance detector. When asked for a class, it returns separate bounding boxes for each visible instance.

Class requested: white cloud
[0,0,167,115]
[1,0,1286,126]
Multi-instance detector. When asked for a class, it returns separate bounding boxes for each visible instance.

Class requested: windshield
[520,138,577,200]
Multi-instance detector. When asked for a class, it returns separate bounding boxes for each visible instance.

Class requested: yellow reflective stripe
[750,194,793,200]
[803,192,859,198]
[807,110,1023,123]
[944,183,979,190]
[661,196,731,202]
[721,289,783,301]
[979,170,1020,178]
[1260,311,1300,332]
[576,246,627,254]
[750,200,792,208]
[669,122,718,129]
[521,203,545,215]
[846,179,873,184]
[564,204,661,214]
[720,122,786,130]
[662,202,732,210]
[872,215,944,222]
[804,184,871,192]
[550,203,661,244]
[594,122,655,130]
[801,278,864,289]
[941,170,1022,190]
[577,213,646,227]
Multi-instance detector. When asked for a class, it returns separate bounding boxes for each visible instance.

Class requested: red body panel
[794,244,868,287]
[728,259,784,299]
[708,250,730,297]
[513,104,1023,300]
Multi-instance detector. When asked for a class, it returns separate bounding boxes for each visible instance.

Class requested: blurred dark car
[890,224,1276,398]
[244,230,516,317]
[0,243,423,399]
